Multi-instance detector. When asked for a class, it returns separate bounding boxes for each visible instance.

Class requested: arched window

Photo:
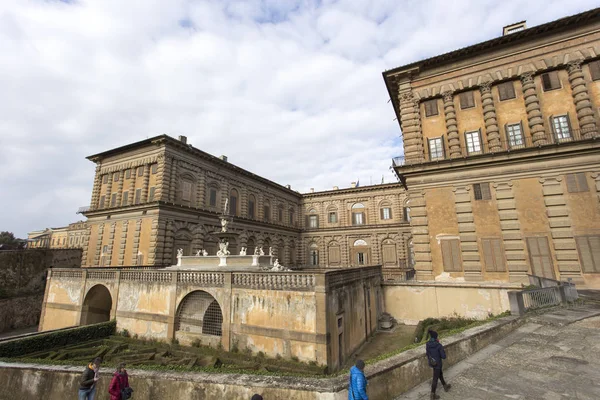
[328,241,341,267]
[263,199,271,222]
[248,194,256,219]
[309,242,319,266]
[306,208,319,229]
[289,207,295,226]
[352,239,368,266]
[207,182,219,208]
[381,239,397,267]
[229,188,239,216]
[278,204,284,222]
[179,174,196,205]
[379,201,392,220]
[352,203,366,225]
[327,206,338,224]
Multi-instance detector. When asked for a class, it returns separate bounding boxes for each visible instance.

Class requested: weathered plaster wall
[383,283,514,325]
[0,294,43,332]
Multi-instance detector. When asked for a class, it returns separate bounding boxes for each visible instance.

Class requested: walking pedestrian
[79,357,102,400]
[426,330,451,399]
[348,359,368,400]
[109,362,133,400]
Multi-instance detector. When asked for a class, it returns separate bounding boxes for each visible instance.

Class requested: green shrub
[0,320,116,358]
[120,329,130,338]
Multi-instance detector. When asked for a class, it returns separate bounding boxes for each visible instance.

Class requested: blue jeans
[78,386,96,400]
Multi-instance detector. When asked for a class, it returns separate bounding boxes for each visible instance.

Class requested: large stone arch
[175,290,223,338]
[80,284,113,326]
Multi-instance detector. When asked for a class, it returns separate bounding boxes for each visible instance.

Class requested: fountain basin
[168,255,274,271]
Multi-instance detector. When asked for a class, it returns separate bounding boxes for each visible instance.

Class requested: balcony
[393,128,598,167]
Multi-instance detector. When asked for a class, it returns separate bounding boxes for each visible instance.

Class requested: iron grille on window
[175,291,223,336]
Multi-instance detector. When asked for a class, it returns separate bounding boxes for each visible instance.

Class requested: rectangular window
[551,115,572,141]
[566,173,589,193]
[264,206,271,221]
[357,252,365,265]
[182,182,192,201]
[278,208,283,221]
[113,173,119,182]
[309,215,318,228]
[248,200,255,218]
[424,99,438,117]
[148,187,156,202]
[482,238,506,272]
[329,212,337,223]
[151,163,158,174]
[110,193,117,207]
[122,191,129,206]
[526,237,555,279]
[125,169,131,179]
[353,212,365,225]
[209,189,217,207]
[102,174,108,184]
[99,195,106,208]
[465,130,482,154]
[441,239,462,272]
[230,196,238,216]
[381,208,392,220]
[428,137,444,160]
[506,123,524,148]
[590,61,600,81]
[134,189,142,204]
[289,210,294,225]
[541,71,561,91]
[137,166,144,177]
[473,182,492,200]
[497,81,516,101]
[576,236,600,273]
[459,92,475,109]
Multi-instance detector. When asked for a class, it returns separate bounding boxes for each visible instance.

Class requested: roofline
[86,134,302,198]
[301,182,401,197]
[383,7,600,78]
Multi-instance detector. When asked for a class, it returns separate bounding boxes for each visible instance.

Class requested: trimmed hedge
[0,320,116,358]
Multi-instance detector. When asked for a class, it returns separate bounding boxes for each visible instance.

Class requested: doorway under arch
[80,284,112,326]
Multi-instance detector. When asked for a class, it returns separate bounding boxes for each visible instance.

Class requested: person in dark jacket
[251,395,263,400]
[348,359,368,400]
[425,330,451,399]
[79,357,102,400]
[109,362,132,400]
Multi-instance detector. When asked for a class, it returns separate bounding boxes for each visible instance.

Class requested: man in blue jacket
[426,330,451,399]
[348,359,368,400]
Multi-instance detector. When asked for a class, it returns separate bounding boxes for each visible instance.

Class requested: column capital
[479,81,493,93]
[519,72,534,83]
[566,60,583,73]
[399,91,415,103]
[441,90,454,102]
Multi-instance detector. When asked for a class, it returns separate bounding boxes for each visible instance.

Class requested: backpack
[121,387,134,400]
[428,355,438,367]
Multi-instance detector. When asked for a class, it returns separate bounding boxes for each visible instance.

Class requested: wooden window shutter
[550,71,560,89]
[480,183,492,200]
[576,237,594,273]
[576,172,589,192]
[99,195,105,208]
[590,236,600,273]
[451,240,461,271]
[498,81,516,101]
[125,169,131,179]
[360,212,365,225]
[305,215,309,228]
[441,239,461,272]
[590,61,600,81]
[380,208,384,220]
[441,135,446,158]
[566,173,579,193]
[482,239,495,271]
[459,92,475,109]
[388,208,392,219]
[424,99,438,117]
[149,187,156,202]
[541,73,552,90]
[441,240,452,271]
[316,215,319,228]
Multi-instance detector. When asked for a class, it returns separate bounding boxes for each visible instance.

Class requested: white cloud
[0,0,597,237]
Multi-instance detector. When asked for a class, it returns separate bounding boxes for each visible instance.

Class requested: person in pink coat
[108,363,132,400]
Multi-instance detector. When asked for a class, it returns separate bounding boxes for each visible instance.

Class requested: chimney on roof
[286,184,291,189]
[350,182,357,188]
[219,155,228,162]
[503,21,526,36]
[333,186,339,190]
[178,135,187,144]
[310,188,314,193]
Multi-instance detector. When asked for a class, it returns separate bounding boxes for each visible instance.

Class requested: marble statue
[254,246,259,255]
[271,259,289,271]
[268,247,273,256]
[203,249,208,256]
[223,198,229,215]
[177,248,183,258]
[220,217,229,233]
[195,250,202,256]
[217,241,230,257]
[239,247,247,256]
[259,247,265,256]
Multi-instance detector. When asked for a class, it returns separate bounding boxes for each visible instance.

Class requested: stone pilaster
[115,170,125,207]
[154,155,166,202]
[163,220,174,265]
[520,72,547,145]
[480,81,501,152]
[192,226,204,256]
[399,91,424,163]
[105,173,113,208]
[592,172,600,203]
[105,222,116,266]
[408,191,433,280]
[128,171,135,205]
[118,221,128,266]
[81,225,91,267]
[454,186,482,280]
[169,159,178,202]
[153,220,167,265]
[442,91,461,158]
[90,165,102,210]
[147,218,159,265]
[131,219,142,265]
[141,164,150,203]
[93,223,104,267]
[494,182,528,283]
[568,61,598,138]
[540,176,582,282]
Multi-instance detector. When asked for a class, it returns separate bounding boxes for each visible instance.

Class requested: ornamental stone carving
[520,72,547,145]
[442,91,461,158]
[567,60,597,138]
[398,90,424,163]
[479,81,501,152]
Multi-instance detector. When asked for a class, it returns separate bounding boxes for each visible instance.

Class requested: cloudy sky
[0,0,596,238]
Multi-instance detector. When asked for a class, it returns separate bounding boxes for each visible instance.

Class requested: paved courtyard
[397,307,600,400]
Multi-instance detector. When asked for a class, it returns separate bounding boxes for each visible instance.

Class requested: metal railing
[509,275,579,315]
[522,286,562,312]
[393,128,598,167]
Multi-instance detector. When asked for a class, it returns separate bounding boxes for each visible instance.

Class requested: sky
[0,0,597,238]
